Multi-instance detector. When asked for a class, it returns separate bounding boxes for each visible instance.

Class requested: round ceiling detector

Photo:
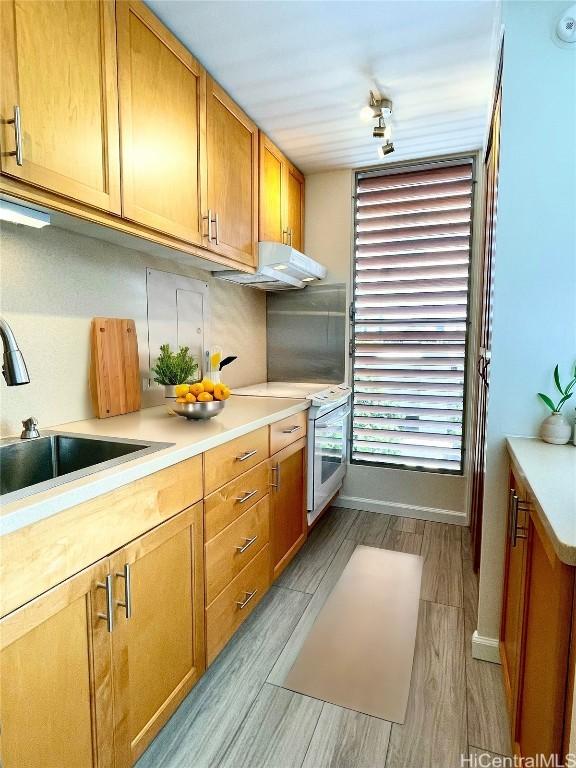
[556,4,576,43]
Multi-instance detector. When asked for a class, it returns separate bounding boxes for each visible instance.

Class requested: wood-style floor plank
[386,600,467,768]
[219,684,323,768]
[420,522,463,607]
[136,586,310,768]
[382,528,423,555]
[302,702,391,768]
[276,507,357,593]
[462,529,512,756]
[389,516,425,535]
[268,538,357,686]
[349,510,391,547]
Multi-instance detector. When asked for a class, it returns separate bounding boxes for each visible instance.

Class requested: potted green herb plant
[152,344,198,402]
[537,363,576,444]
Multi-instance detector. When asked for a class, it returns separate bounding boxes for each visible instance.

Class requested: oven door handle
[315,405,351,427]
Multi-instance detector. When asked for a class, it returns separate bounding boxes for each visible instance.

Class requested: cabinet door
[206,76,258,266]
[270,437,307,580]
[110,503,205,765]
[0,559,112,768]
[516,517,574,760]
[0,0,120,212]
[500,475,529,733]
[116,0,206,244]
[286,163,305,252]
[259,133,285,244]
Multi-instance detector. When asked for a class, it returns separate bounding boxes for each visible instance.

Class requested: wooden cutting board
[90,317,141,418]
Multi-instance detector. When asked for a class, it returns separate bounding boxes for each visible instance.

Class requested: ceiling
[146,0,500,174]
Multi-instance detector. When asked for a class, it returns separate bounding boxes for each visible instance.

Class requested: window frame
[349,155,477,476]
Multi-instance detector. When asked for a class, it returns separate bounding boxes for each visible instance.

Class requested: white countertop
[1,396,308,536]
[506,437,576,565]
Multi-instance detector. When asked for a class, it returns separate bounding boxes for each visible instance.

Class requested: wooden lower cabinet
[500,465,575,760]
[270,437,307,580]
[110,502,205,765]
[0,504,204,768]
[0,559,113,768]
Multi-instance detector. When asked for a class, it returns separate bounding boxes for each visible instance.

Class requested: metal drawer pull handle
[236,489,258,504]
[236,535,258,553]
[281,425,301,434]
[236,589,258,609]
[8,105,23,166]
[236,449,258,462]
[271,462,280,489]
[115,563,132,619]
[97,574,114,633]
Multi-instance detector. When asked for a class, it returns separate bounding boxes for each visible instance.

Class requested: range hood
[213,242,327,290]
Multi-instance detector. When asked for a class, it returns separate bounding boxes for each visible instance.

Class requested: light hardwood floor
[137,509,511,768]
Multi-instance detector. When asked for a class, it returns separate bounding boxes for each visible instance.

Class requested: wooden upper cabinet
[116,0,206,244]
[0,0,121,212]
[259,133,285,243]
[0,559,113,768]
[286,163,305,252]
[110,504,205,765]
[206,76,259,266]
[259,132,305,250]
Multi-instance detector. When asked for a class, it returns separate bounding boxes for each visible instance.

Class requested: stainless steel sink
[0,432,173,504]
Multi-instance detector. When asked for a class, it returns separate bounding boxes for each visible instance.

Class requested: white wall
[0,223,267,436]
[305,166,474,521]
[476,0,576,656]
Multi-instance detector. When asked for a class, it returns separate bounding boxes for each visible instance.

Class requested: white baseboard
[471,630,501,664]
[332,494,467,526]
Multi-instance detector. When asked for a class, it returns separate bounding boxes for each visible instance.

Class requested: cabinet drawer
[206,545,270,664]
[204,460,270,542]
[205,496,269,604]
[204,427,269,494]
[270,411,307,455]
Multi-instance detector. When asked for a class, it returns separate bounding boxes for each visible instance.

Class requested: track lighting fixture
[377,141,395,158]
[372,117,392,141]
[360,90,392,122]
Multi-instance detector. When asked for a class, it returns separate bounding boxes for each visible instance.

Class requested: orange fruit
[175,384,189,397]
[175,396,188,403]
[201,378,215,394]
[197,391,213,402]
[189,382,204,397]
[214,384,230,401]
[185,392,197,403]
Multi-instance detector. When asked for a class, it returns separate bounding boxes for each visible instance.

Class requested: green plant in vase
[152,344,198,393]
[537,363,576,445]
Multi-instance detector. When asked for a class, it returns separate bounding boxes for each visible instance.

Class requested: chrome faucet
[0,316,30,386]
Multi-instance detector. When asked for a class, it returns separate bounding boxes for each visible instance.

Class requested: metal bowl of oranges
[170,379,231,420]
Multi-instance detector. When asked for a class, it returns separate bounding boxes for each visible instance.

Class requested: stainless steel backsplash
[266,284,346,383]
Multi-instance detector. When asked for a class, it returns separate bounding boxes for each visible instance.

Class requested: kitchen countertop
[506,437,576,565]
[1,396,308,537]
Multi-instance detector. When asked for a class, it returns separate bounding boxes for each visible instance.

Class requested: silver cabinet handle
[510,491,519,547]
[214,212,219,245]
[8,105,23,166]
[288,228,293,246]
[236,489,258,504]
[115,563,132,619]
[204,208,213,242]
[281,425,301,434]
[236,589,257,609]
[236,535,258,553]
[97,574,114,633]
[271,461,280,490]
[236,449,258,462]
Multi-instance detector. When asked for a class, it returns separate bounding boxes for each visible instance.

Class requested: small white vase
[540,412,572,445]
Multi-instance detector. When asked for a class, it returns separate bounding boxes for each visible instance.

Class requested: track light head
[373,117,391,139]
[377,141,395,158]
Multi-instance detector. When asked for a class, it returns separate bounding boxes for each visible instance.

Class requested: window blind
[352,161,474,473]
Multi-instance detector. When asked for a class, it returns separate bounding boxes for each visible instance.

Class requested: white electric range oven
[232,382,351,527]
